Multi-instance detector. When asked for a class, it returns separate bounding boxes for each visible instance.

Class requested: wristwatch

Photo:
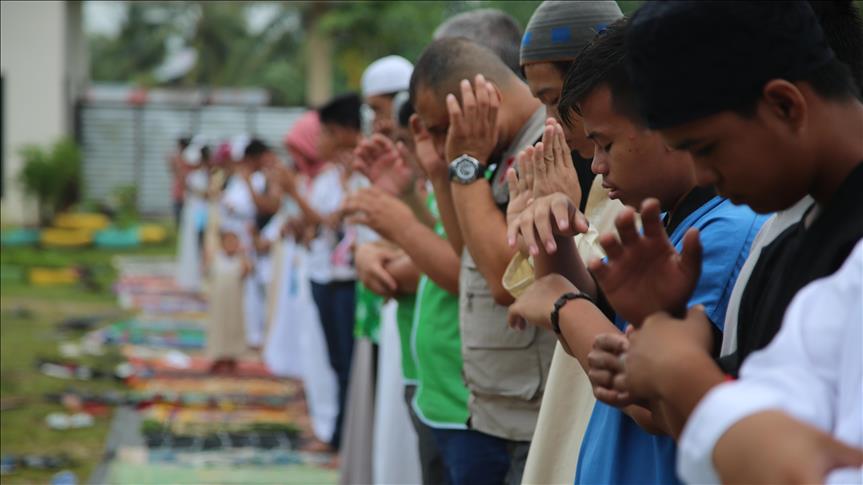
[449,154,482,184]
[551,291,596,334]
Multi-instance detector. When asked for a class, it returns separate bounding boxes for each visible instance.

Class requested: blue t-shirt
[575,195,767,485]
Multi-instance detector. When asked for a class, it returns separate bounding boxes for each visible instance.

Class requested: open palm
[589,199,702,327]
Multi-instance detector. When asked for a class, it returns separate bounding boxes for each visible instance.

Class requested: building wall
[0,1,79,225]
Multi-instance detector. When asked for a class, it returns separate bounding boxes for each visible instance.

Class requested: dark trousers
[431,427,530,485]
[310,280,356,450]
[173,201,183,229]
[405,384,448,485]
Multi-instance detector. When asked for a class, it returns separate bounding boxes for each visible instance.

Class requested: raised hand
[532,119,583,206]
[342,186,415,241]
[352,134,416,197]
[505,149,535,255]
[506,192,589,257]
[444,74,500,164]
[589,198,702,328]
[409,114,447,180]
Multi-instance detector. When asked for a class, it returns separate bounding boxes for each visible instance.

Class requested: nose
[591,147,607,175]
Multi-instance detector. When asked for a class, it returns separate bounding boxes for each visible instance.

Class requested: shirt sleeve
[686,211,764,328]
[678,243,862,484]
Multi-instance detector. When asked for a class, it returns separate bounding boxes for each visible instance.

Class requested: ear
[761,80,807,133]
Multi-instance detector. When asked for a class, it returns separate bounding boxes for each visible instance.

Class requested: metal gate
[79,102,306,216]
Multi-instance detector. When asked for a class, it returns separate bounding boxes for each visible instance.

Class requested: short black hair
[318,93,362,131]
[397,100,414,129]
[178,137,191,149]
[626,1,857,129]
[409,37,517,105]
[558,18,641,128]
[244,138,270,158]
[433,8,523,75]
[808,0,863,94]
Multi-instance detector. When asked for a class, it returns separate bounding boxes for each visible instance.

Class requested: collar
[503,106,547,162]
[664,185,717,236]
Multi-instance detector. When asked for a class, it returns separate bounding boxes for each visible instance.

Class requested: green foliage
[89,1,642,105]
[17,138,82,226]
[109,185,139,229]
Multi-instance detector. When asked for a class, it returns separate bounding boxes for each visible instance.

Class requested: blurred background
[1,0,649,225]
[2,2,660,484]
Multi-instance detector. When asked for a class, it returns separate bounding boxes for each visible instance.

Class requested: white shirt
[307,166,356,284]
[678,240,863,484]
[720,197,813,356]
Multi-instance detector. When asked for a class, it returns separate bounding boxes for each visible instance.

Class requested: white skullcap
[183,144,202,166]
[361,55,414,98]
[229,134,250,163]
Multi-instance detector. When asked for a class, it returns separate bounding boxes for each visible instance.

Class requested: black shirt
[719,162,863,376]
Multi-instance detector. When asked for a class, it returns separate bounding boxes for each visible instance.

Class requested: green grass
[0,239,175,484]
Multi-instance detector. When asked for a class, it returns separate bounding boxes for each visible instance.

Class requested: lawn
[0,235,175,484]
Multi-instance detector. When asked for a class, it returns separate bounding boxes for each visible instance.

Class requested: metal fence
[79,103,306,216]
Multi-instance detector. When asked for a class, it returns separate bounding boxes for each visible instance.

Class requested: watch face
[456,158,478,180]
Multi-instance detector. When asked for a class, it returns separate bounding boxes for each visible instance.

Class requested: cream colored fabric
[521,175,626,485]
[206,252,247,360]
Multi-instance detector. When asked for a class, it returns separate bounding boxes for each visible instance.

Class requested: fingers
[473,75,489,134]
[369,262,398,294]
[459,79,477,129]
[555,122,574,170]
[523,146,536,190]
[519,207,541,257]
[640,198,665,239]
[824,437,863,475]
[615,208,641,246]
[593,332,629,354]
[550,196,572,232]
[532,199,558,254]
[446,93,464,137]
[598,230,624,260]
[506,169,521,247]
[515,150,530,194]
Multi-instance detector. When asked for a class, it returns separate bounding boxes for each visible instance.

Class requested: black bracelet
[551,291,596,334]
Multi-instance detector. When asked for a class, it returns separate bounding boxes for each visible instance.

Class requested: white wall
[0,1,69,225]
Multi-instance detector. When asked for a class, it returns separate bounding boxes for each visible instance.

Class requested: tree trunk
[305,3,332,107]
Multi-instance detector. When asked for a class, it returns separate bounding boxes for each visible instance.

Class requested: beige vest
[458,106,556,441]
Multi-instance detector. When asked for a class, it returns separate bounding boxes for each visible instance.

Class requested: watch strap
[551,291,596,334]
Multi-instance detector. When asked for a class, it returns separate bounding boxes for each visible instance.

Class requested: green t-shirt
[395,294,418,383]
[412,192,470,427]
[354,281,382,343]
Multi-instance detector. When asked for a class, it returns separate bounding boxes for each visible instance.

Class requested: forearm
[390,218,460,294]
[450,180,515,305]
[428,173,464,256]
[251,193,280,215]
[384,254,420,294]
[402,190,436,229]
[534,236,598,296]
[557,298,621,368]
[657,353,727,439]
